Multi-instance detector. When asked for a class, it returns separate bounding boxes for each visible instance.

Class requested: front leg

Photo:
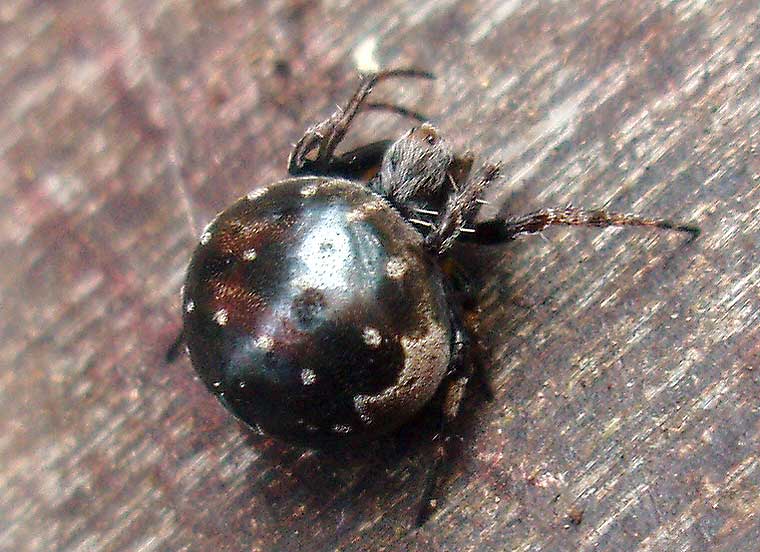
[466,206,700,244]
[287,68,433,177]
[424,162,502,254]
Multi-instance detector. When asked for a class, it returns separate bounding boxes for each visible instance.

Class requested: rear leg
[416,283,493,526]
[415,316,495,524]
[444,258,495,400]
[416,317,471,526]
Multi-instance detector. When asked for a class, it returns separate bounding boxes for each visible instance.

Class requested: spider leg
[448,151,475,190]
[320,140,393,180]
[166,328,185,363]
[323,134,471,186]
[417,310,471,526]
[447,258,496,400]
[288,68,434,176]
[415,268,498,526]
[363,101,428,123]
[424,162,502,254]
[323,100,433,179]
[465,206,700,244]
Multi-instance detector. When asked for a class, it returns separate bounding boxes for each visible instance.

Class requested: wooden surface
[2,1,759,550]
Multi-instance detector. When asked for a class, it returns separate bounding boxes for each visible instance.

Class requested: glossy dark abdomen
[182,177,452,445]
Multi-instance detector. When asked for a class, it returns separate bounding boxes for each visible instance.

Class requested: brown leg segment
[469,206,700,244]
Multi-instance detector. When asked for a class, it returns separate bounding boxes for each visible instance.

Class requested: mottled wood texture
[2,1,758,551]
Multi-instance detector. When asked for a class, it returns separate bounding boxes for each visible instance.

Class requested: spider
[170,68,698,525]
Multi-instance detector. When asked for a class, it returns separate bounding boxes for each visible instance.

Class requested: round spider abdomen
[182,177,452,445]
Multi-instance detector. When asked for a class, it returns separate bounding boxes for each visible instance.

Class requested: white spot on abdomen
[300,183,320,197]
[362,326,382,348]
[254,335,274,350]
[353,395,373,425]
[385,257,408,279]
[200,220,214,245]
[345,208,365,222]
[212,308,228,325]
[247,187,268,201]
[301,368,316,385]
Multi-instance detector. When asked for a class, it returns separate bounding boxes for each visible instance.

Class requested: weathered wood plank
[1,1,758,551]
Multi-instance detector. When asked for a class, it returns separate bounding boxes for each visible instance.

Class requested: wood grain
[1,1,758,550]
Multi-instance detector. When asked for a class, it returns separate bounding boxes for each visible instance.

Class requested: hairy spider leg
[425,163,503,254]
[416,289,472,526]
[467,206,700,244]
[288,68,434,176]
